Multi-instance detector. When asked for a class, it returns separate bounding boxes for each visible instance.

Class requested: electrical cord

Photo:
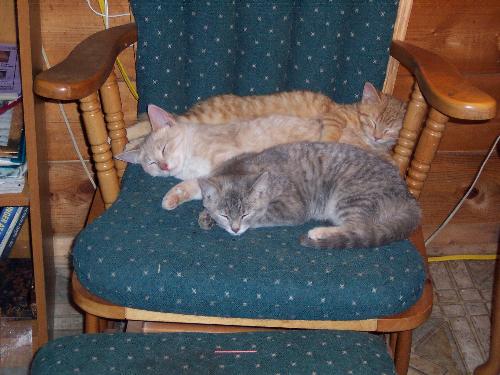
[94,0,139,100]
[425,135,500,246]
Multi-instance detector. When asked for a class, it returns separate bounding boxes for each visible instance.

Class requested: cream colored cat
[117,106,324,209]
[125,82,406,156]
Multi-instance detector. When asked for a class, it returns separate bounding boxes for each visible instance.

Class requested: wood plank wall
[39,0,499,330]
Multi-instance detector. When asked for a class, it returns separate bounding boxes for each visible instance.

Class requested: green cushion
[31,331,396,375]
[131,0,398,113]
[72,165,426,321]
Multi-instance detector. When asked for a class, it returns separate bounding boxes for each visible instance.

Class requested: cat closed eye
[241,213,250,219]
[218,214,229,220]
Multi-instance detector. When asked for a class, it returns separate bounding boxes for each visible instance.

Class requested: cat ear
[361,82,381,104]
[198,178,219,201]
[114,149,141,164]
[148,104,177,131]
[249,171,270,199]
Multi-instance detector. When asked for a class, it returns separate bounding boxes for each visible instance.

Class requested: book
[0,206,28,259]
[0,130,25,167]
[0,97,23,153]
[0,44,21,100]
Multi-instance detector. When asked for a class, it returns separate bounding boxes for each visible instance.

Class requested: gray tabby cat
[198,142,421,249]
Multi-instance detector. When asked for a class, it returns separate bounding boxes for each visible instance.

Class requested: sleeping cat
[117,105,324,209]
[125,82,406,155]
[198,142,421,249]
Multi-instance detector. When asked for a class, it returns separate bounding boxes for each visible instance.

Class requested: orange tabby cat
[126,82,406,157]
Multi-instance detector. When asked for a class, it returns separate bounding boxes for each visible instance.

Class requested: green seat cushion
[72,165,425,321]
[31,331,396,375]
[131,1,398,113]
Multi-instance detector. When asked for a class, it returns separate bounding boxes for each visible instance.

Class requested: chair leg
[389,332,398,356]
[394,330,412,375]
[474,257,500,375]
[85,313,99,333]
[98,318,109,332]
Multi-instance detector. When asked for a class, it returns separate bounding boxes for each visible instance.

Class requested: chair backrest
[131,1,400,114]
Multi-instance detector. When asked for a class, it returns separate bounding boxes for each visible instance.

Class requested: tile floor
[409,260,495,375]
[0,260,496,375]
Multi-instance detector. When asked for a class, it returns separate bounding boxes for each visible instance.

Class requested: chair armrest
[34,23,137,100]
[390,41,496,121]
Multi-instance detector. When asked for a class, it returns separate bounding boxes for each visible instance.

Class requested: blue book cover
[0,206,28,259]
[0,206,16,241]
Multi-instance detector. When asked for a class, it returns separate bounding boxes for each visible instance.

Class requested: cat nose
[159,162,170,171]
[231,225,240,234]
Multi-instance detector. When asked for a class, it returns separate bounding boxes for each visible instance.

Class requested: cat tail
[178,91,336,125]
[300,201,421,249]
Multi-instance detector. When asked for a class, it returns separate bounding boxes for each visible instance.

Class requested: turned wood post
[393,83,428,175]
[406,108,449,199]
[394,330,412,375]
[79,93,120,208]
[99,71,128,178]
[85,313,99,333]
[474,257,500,375]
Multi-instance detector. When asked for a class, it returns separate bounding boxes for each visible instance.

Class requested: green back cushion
[131,0,399,113]
[32,331,396,374]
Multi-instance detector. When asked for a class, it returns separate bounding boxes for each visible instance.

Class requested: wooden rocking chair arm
[34,23,137,101]
[391,41,496,121]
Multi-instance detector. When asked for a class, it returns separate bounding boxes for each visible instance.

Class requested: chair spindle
[406,108,449,199]
[99,71,128,178]
[79,93,120,208]
[393,83,428,175]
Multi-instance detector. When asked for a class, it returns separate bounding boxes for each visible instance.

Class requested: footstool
[31,330,396,374]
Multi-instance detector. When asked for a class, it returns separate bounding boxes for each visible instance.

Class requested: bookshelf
[0,0,51,349]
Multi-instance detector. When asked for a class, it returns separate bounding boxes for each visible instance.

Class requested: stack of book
[0,44,28,260]
[0,43,25,194]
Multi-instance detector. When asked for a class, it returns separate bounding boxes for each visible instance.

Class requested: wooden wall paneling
[403,0,500,74]
[48,162,95,235]
[420,152,500,253]
[0,0,17,44]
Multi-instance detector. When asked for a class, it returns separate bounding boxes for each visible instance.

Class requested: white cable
[104,0,110,29]
[85,0,130,18]
[41,46,97,190]
[425,134,500,246]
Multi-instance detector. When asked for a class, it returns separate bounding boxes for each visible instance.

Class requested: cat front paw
[307,227,330,240]
[162,186,191,210]
[198,209,214,230]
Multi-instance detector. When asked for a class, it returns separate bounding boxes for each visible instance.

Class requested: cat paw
[162,186,191,210]
[307,227,330,240]
[198,210,214,230]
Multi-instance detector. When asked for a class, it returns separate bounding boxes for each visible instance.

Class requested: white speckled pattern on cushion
[131,1,399,113]
[72,165,426,320]
[31,331,396,375]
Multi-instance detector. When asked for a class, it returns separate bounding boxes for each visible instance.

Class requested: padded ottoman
[31,330,396,374]
[72,165,426,321]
